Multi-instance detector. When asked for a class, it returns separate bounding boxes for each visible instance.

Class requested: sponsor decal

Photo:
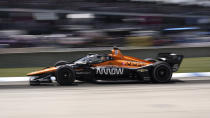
[114,50,118,55]
[96,67,124,75]
[126,61,145,66]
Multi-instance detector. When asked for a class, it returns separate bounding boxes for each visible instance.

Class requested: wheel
[56,66,75,85]
[151,61,172,83]
[54,61,69,66]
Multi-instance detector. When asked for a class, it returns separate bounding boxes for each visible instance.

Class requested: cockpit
[74,54,112,64]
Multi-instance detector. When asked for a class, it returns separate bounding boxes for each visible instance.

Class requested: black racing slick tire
[151,61,172,83]
[56,66,76,85]
[54,61,69,66]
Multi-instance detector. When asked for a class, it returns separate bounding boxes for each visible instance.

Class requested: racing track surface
[0,77,210,118]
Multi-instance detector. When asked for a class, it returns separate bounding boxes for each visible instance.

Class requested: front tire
[151,62,172,83]
[56,66,75,85]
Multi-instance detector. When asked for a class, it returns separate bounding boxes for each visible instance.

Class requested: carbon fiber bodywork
[27,48,183,85]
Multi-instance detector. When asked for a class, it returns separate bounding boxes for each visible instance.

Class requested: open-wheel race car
[27,47,184,85]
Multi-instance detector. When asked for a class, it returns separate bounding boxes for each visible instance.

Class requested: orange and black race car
[27,48,184,85]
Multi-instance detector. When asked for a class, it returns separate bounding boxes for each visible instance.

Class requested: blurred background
[1,2,210,118]
[1,0,210,48]
[0,0,210,76]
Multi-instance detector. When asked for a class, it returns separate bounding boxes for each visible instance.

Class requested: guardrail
[0,46,210,68]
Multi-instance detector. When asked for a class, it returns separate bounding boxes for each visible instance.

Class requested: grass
[0,57,210,77]
[177,57,210,73]
[0,67,43,77]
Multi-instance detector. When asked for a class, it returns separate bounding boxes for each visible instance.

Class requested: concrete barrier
[0,46,210,68]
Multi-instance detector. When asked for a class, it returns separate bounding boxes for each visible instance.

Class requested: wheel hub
[158,70,166,76]
[62,70,70,79]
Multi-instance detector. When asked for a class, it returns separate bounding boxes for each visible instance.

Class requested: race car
[27,47,184,85]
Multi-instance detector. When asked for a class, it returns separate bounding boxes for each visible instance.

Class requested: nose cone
[27,67,57,76]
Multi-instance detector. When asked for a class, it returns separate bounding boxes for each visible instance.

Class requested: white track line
[0,73,209,82]
[172,72,210,78]
[0,77,29,82]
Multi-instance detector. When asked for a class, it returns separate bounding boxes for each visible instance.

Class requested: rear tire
[151,62,172,83]
[56,66,75,85]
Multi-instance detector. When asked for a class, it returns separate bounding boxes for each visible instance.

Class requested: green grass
[0,67,43,77]
[0,57,210,77]
[177,57,210,73]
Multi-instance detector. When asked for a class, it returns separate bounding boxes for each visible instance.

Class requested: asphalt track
[0,77,210,118]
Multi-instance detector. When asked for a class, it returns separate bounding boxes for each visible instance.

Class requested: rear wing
[157,53,184,72]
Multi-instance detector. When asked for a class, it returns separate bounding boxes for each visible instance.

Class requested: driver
[100,56,106,61]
